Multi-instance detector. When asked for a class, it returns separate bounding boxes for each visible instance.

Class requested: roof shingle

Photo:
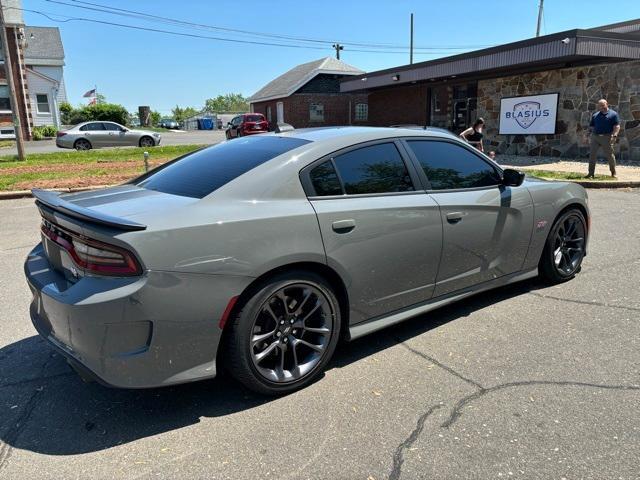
[24,27,65,62]
[249,57,363,103]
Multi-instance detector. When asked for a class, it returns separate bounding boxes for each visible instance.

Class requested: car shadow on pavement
[0,278,541,457]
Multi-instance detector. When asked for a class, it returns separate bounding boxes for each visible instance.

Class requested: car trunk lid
[33,185,197,280]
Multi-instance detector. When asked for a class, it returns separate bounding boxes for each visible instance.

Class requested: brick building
[340,19,640,162]
[249,57,368,128]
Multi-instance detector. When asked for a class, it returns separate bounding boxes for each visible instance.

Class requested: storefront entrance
[428,82,478,133]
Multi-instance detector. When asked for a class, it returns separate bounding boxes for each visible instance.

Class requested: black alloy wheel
[540,209,586,283]
[224,271,341,395]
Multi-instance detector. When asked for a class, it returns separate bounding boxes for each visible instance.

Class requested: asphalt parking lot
[0,189,639,479]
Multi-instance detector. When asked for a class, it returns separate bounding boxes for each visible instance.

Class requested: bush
[65,103,130,126]
[32,125,58,139]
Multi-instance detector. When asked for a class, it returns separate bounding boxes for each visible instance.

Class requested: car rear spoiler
[32,189,147,231]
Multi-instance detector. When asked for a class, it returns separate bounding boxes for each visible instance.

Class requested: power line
[46,0,492,51]
[7,6,471,55]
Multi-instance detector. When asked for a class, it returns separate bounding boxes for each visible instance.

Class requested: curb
[569,180,640,188]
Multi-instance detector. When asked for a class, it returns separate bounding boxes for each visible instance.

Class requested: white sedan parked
[56,121,161,150]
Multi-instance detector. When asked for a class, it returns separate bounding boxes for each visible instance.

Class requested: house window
[36,94,51,114]
[0,86,10,112]
[309,103,324,122]
[355,103,368,121]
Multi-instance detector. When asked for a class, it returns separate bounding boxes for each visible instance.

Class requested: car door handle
[332,219,356,233]
[446,212,464,224]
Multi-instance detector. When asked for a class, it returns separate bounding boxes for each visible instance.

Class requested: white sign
[499,93,559,135]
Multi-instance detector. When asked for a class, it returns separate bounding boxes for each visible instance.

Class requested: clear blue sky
[22,0,640,115]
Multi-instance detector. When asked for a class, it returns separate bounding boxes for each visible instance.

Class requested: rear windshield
[136,136,310,198]
[245,115,264,123]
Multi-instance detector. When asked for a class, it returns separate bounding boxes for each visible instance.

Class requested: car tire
[539,208,587,284]
[225,131,231,140]
[74,139,92,151]
[139,136,155,148]
[224,270,341,395]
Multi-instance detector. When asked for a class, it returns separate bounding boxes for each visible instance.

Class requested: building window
[309,103,324,122]
[0,85,10,112]
[355,103,368,121]
[36,94,51,114]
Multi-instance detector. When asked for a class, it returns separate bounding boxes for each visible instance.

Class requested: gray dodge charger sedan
[25,127,589,394]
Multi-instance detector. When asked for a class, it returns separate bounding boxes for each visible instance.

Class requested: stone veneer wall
[477,60,640,162]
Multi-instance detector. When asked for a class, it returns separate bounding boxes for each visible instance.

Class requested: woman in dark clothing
[459,118,485,152]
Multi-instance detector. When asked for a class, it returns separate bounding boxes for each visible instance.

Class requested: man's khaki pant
[589,134,616,176]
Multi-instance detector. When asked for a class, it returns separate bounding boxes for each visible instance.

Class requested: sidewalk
[496,154,640,185]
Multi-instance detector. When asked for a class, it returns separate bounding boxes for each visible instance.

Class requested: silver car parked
[56,121,161,150]
[25,127,589,395]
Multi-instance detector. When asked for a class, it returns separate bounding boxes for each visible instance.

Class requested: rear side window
[406,140,500,190]
[333,143,414,195]
[80,123,105,131]
[137,136,310,198]
[309,161,343,196]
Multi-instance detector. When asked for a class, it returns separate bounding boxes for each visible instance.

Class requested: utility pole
[0,0,25,160]
[332,43,343,60]
[536,0,544,37]
[410,13,414,65]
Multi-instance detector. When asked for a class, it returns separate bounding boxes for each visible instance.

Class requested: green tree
[66,103,130,126]
[150,110,162,126]
[171,105,199,123]
[204,93,249,113]
[59,102,73,124]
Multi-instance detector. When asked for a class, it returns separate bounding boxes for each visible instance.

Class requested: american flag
[83,88,96,98]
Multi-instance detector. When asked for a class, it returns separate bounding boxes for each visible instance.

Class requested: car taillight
[56,131,67,137]
[41,222,142,276]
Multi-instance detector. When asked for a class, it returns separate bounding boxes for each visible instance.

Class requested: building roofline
[249,57,363,103]
[588,18,640,32]
[26,67,59,85]
[250,69,362,103]
[341,28,640,92]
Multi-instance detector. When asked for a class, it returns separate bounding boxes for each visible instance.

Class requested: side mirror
[502,168,525,187]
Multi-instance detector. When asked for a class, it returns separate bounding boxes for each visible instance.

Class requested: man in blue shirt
[587,99,620,179]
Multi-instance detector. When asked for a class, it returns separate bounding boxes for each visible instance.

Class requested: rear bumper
[24,243,253,388]
[241,129,268,136]
[56,138,74,149]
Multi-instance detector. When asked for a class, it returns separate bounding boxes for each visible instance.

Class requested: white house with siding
[24,26,68,128]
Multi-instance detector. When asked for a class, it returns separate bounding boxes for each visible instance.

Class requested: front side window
[0,85,10,111]
[36,94,50,114]
[103,122,122,131]
[309,103,324,122]
[137,135,310,198]
[332,143,414,195]
[406,140,500,190]
[355,103,368,121]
